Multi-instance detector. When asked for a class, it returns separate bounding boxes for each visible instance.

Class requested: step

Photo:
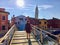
[11,38,36,43]
[10,31,39,45]
[10,41,38,45]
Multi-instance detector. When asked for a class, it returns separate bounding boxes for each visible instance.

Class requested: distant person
[25,20,32,39]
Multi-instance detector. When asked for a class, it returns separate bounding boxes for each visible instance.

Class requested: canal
[43,37,58,45]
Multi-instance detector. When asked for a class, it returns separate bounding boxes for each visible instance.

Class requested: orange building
[39,19,48,30]
[0,8,9,31]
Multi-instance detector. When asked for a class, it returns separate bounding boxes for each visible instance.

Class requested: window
[25,19,27,21]
[45,26,46,28]
[39,22,41,24]
[2,16,5,20]
[2,26,5,30]
[44,22,46,24]
[19,18,23,20]
[18,22,19,24]
[15,22,17,24]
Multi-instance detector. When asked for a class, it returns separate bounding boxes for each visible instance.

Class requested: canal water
[43,38,58,45]
[32,30,58,45]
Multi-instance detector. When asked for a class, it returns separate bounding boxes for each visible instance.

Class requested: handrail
[31,24,59,39]
[31,24,58,43]
[0,24,17,45]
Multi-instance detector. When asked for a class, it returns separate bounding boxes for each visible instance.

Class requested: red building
[0,8,9,31]
[30,18,39,25]
[11,15,15,27]
[26,17,39,25]
[8,20,11,29]
[47,18,60,30]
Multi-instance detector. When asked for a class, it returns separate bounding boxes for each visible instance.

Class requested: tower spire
[35,5,38,19]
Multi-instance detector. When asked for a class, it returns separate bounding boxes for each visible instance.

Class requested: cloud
[5,7,14,10]
[0,6,14,9]
[23,8,31,10]
[25,4,53,10]
[23,12,33,17]
[23,13,29,17]
[39,5,53,10]
[26,4,35,7]
[23,4,53,12]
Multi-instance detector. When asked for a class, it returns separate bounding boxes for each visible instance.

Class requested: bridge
[0,24,60,45]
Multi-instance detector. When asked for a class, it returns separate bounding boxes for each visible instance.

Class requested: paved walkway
[10,31,39,45]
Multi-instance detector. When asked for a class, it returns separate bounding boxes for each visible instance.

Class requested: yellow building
[39,19,48,30]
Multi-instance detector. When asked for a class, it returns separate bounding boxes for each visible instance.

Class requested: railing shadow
[28,39,32,45]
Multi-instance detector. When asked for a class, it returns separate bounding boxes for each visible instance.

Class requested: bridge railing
[31,24,59,45]
[0,24,17,45]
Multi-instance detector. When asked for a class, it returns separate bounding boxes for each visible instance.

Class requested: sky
[0,0,60,20]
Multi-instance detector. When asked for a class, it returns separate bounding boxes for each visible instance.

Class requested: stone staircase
[10,31,39,45]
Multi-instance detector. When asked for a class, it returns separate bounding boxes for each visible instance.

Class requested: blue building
[14,15,27,31]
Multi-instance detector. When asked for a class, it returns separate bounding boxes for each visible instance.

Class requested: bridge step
[11,42,38,45]
[10,31,39,45]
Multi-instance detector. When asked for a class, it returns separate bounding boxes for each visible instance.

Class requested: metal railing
[0,24,17,45]
[31,24,59,45]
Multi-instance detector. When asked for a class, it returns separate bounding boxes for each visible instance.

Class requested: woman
[25,21,32,39]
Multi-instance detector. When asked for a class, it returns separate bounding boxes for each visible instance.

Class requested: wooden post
[58,34,60,45]
[33,26,36,36]
[40,30,43,44]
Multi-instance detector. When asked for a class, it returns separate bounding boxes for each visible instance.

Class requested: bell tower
[35,5,38,19]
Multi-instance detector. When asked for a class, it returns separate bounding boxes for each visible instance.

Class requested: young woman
[25,21,32,39]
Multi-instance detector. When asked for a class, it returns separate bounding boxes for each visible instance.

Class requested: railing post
[32,25,36,36]
[40,30,43,44]
[2,39,7,45]
[58,35,60,45]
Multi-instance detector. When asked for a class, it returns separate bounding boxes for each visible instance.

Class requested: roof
[47,17,60,21]
[0,11,10,14]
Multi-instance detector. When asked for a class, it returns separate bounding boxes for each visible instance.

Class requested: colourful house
[0,8,9,31]
[39,19,48,30]
[11,15,26,30]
